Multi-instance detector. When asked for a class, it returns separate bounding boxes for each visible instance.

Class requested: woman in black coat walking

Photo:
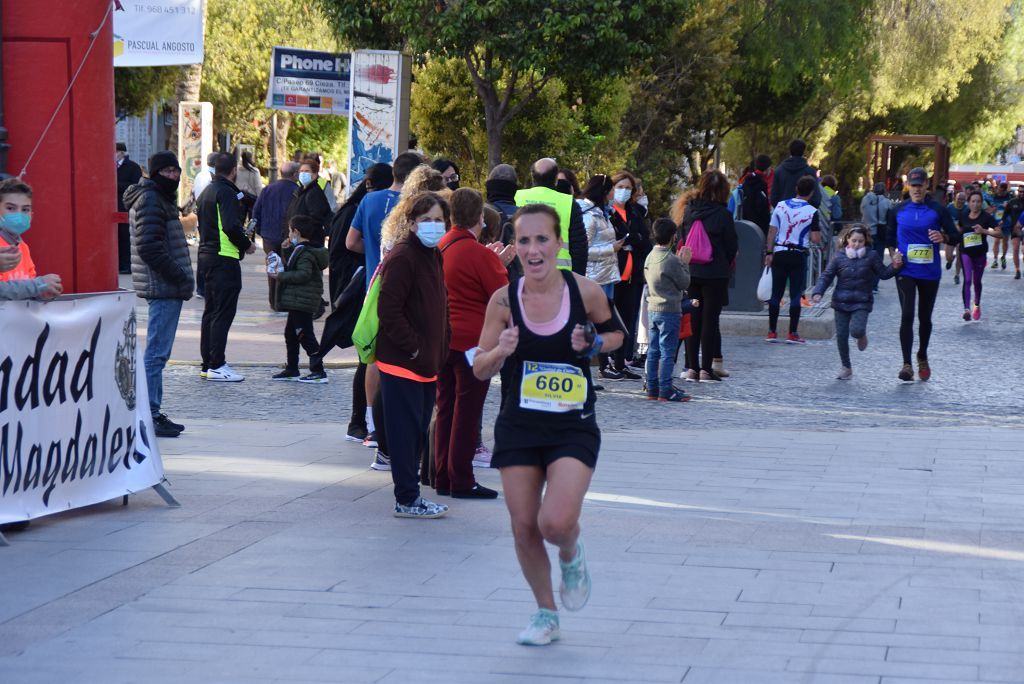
[671,170,738,383]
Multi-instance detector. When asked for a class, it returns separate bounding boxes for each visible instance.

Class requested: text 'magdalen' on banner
[0,293,166,525]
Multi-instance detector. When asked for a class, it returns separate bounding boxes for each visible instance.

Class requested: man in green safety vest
[196,152,256,383]
[514,157,587,274]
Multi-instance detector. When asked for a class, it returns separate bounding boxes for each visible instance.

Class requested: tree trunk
[274,112,292,166]
[486,119,505,172]
[166,63,203,153]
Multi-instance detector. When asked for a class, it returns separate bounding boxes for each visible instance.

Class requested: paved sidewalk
[2,419,1023,683]
[4,252,1021,682]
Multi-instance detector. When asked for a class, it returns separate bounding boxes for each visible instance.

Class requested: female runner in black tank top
[473,204,624,645]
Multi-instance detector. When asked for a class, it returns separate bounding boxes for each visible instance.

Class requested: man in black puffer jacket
[124,151,195,437]
[770,139,823,209]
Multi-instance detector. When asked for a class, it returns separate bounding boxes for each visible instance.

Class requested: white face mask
[845,246,867,259]
[613,187,632,204]
[298,172,314,186]
[636,196,649,210]
[415,221,446,248]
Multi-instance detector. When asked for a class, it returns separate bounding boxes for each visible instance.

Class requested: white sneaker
[516,609,560,646]
[836,366,852,380]
[206,364,244,382]
[472,445,493,468]
[559,539,591,611]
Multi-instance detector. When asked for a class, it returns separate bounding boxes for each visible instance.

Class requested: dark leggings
[896,276,939,365]
[685,277,728,373]
[768,250,807,334]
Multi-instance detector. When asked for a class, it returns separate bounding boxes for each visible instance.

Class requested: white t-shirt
[770,199,820,252]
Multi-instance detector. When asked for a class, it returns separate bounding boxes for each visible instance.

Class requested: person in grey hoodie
[771,139,822,208]
[124,151,195,437]
[812,225,903,380]
[643,218,693,402]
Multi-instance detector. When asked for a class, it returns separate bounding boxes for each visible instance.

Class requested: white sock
[366,407,375,433]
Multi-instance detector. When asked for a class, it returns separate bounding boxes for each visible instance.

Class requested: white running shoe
[559,539,591,611]
[206,365,244,382]
[836,366,852,380]
[472,445,493,468]
[516,609,560,646]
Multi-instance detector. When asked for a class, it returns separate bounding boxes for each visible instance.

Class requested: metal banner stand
[121,480,181,508]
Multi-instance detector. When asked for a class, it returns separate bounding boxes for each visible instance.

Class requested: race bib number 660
[520,361,586,413]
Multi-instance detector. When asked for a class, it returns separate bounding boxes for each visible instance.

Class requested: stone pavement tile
[799,629,979,650]
[979,666,1024,683]
[700,638,886,661]
[0,659,208,684]
[682,667,877,684]
[723,612,896,633]
[785,656,977,680]
[887,647,1024,668]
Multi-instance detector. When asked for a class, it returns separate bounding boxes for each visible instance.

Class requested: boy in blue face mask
[0,178,63,300]
[270,214,329,383]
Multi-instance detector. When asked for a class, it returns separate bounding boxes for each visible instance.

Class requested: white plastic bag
[756,266,773,301]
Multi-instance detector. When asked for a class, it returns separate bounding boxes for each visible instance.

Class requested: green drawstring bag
[351,267,382,364]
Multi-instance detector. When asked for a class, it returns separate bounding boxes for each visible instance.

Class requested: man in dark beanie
[123,151,195,437]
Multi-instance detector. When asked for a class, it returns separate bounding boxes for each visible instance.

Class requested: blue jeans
[645,311,681,397]
[600,282,615,298]
[144,298,183,417]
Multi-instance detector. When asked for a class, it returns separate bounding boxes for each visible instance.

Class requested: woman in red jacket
[377,191,452,519]
[434,189,510,499]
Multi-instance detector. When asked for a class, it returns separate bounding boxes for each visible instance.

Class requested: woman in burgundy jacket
[434,188,511,500]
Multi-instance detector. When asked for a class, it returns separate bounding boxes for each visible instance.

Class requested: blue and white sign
[266,46,351,117]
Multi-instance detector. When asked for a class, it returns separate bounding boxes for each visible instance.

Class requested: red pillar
[2,0,117,293]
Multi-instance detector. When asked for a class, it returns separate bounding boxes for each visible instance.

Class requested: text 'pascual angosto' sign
[113,0,205,67]
[0,293,166,524]
[266,46,351,116]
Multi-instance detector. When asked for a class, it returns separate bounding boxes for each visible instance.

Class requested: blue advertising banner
[266,46,351,117]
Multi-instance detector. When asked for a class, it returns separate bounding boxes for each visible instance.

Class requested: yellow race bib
[963,232,983,249]
[519,361,587,413]
[907,244,934,264]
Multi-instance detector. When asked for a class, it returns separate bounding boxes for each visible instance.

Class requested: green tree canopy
[202,0,343,167]
[330,0,686,169]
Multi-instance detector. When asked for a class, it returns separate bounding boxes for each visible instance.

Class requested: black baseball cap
[907,167,928,186]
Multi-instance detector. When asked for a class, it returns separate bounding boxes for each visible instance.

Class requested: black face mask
[555,179,573,195]
[446,179,460,191]
[153,174,180,199]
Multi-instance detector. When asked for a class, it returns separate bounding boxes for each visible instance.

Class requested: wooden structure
[867,134,950,192]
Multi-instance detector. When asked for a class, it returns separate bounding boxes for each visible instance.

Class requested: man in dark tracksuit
[196,152,255,382]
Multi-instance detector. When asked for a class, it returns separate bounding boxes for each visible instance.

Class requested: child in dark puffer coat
[271,214,329,383]
[812,224,903,380]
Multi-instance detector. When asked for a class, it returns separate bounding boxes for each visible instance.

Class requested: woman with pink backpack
[670,170,738,382]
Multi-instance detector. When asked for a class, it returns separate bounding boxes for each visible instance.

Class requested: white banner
[266,46,351,117]
[0,293,165,524]
[113,0,205,67]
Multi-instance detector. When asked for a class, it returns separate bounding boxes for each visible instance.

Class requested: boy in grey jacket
[643,218,692,402]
